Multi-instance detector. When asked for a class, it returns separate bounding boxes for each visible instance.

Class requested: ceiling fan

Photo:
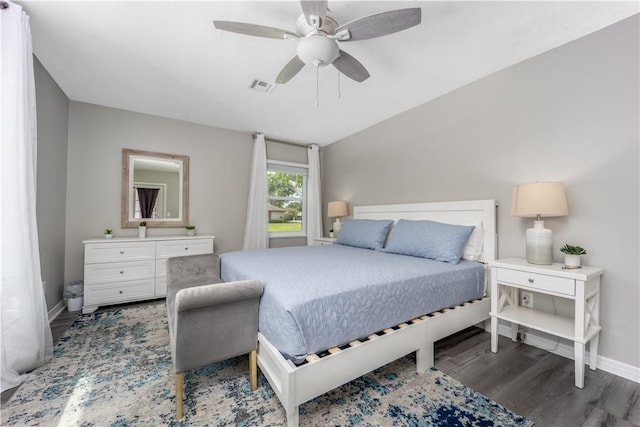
[213,1,421,85]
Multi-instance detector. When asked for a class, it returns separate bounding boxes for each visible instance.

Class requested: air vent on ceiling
[248,78,276,94]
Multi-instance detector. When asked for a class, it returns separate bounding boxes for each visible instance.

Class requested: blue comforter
[221,244,484,363]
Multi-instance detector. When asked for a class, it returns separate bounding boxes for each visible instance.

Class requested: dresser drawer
[155,277,167,298]
[85,241,155,263]
[156,238,214,259]
[156,259,168,278]
[84,279,156,305]
[84,260,155,284]
[496,268,575,296]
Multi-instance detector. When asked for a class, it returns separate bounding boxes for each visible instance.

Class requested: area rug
[2,303,533,426]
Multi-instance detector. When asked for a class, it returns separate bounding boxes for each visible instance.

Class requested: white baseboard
[490,323,640,384]
[48,300,66,323]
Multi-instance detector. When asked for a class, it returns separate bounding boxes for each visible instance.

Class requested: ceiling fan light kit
[213,0,422,93]
[297,36,339,67]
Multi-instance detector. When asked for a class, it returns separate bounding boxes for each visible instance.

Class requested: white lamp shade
[511,181,568,265]
[327,201,348,218]
[511,182,568,218]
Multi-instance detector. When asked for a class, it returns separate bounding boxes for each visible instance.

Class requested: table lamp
[511,182,568,265]
[327,201,348,236]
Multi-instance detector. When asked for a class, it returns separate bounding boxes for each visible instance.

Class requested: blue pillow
[383,219,475,264]
[335,219,394,250]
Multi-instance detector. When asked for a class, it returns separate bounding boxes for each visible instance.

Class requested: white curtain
[1,1,53,392]
[306,144,322,244]
[242,134,269,250]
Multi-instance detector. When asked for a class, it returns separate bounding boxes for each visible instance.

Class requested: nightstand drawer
[312,237,337,246]
[496,268,575,296]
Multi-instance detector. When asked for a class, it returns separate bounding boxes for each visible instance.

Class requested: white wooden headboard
[353,199,497,263]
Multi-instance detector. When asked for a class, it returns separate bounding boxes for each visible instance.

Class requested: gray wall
[33,96,311,305]
[64,103,254,284]
[34,58,69,311]
[322,16,639,368]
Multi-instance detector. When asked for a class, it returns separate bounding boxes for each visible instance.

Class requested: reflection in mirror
[121,149,189,228]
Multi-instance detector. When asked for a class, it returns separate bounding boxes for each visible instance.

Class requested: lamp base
[525,220,553,265]
[333,218,342,237]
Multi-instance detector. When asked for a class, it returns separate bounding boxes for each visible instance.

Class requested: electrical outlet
[520,291,533,308]
[517,325,528,342]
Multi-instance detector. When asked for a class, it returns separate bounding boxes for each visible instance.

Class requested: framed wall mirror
[121,148,189,228]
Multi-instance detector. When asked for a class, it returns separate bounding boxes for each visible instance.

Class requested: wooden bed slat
[305,354,320,363]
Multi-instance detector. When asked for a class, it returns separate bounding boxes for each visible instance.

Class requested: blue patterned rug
[2,303,533,426]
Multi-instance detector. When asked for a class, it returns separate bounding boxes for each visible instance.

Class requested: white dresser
[82,235,214,313]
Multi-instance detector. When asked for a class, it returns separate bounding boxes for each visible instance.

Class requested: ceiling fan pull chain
[316,65,320,107]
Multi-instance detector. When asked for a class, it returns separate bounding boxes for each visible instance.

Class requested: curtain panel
[137,187,159,219]
[1,0,53,392]
[306,144,322,244]
[242,134,268,250]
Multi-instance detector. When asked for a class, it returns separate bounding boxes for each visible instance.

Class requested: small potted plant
[104,228,113,239]
[139,221,147,239]
[185,225,196,236]
[560,244,587,268]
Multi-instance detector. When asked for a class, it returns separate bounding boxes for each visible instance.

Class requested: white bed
[256,199,497,426]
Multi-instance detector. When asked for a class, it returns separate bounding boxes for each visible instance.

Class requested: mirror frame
[121,148,189,228]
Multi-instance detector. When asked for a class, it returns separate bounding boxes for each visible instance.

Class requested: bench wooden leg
[250,349,258,391]
[176,372,184,420]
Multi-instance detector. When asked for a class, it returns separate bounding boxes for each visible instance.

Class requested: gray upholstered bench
[166,253,263,420]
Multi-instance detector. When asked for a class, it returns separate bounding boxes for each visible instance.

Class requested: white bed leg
[416,343,433,372]
[490,313,499,352]
[285,405,299,427]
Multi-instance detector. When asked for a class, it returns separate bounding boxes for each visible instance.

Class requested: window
[267,160,308,237]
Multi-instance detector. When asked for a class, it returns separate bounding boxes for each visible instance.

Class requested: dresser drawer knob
[184,247,188,251]
[528,278,534,283]
[119,290,123,294]
[120,250,125,254]
[120,270,124,274]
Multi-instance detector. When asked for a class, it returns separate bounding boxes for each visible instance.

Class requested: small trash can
[63,280,84,312]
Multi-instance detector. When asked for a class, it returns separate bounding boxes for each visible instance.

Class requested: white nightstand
[489,257,603,388]
[313,237,336,246]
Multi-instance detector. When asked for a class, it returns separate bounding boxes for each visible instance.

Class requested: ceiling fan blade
[335,8,421,42]
[276,56,306,84]
[213,20,297,40]
[300,0,327,27]
[333,50,370,83]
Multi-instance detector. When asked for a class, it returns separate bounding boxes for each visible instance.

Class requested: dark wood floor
[3,303,639,426]
[435,328,639,427]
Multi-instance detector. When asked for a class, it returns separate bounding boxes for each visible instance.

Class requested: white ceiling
[19,1,638,146]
